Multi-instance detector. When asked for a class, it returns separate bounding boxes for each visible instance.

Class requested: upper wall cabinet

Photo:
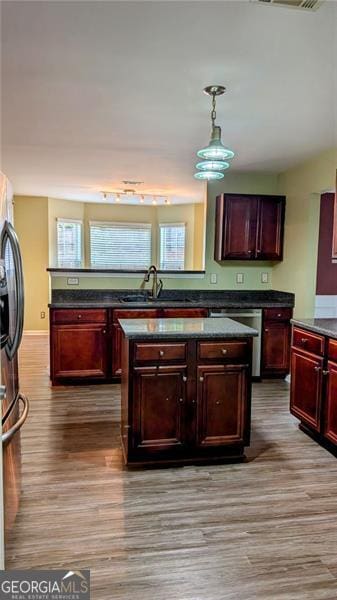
[214,194,285,261]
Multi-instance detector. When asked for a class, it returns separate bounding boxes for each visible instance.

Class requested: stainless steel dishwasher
[209,308,262,377]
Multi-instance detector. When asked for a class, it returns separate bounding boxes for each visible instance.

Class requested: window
[89,221,152,269]
[57,219,82,268]
[159,223,186,270]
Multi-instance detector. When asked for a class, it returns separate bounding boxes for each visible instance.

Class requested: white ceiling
[1,0,336,204]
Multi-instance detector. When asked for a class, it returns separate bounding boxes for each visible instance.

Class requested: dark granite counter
[49,289,295,310]
[119,317,259,340]
[291,318,337,340]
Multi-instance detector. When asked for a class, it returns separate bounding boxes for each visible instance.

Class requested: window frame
[158,222,186,271]
[89,220,152,270]
[56,218,83,268]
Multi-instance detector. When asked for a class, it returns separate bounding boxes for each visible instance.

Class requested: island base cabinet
[290,348,323,432]
[122,337,252,467]
[324,361,337,445]
[197,365,248,447]
[132,366,187,453]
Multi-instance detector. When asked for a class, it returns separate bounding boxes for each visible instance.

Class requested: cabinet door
[196,365,249,447]
[262,321,290,375]
[290,348,323,431]
[132,366,187,452]
[257,196,285,260]
[216,195,258,260]
[112,309,159,376]
[324,361,337,444]
[52,324,108,379]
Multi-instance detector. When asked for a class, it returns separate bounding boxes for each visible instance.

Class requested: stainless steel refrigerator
[0,173,29,568]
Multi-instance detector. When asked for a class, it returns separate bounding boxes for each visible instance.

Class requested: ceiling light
[194,171,224,180]
[194,85,234,180]
[196,160,230,172]
[116,193,121,202]
[152,196,157,205]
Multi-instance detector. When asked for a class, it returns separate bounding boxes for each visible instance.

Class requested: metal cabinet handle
[102,329,106,334]
[78,314,82,319]
[277,313,282,318]
[323,370,330,376]
[265,329,269,333]
[159,350,164,357]
[221,348,227,355]
[178,398,183,403]
[199,376,204,382]
[301,338,308,344]
[2,394,29,445]
[182,376,187,382]
[191,399,196,404]
[314,366,321,372]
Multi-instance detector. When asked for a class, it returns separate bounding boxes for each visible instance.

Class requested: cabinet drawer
[292,327,325,356]
[198,341,249,361]
[113,309,158,323]
[328,339,337,362]
[264,308,292,321]
[134,342,186,362]
[162,308,208,318]
[52,308,107,324]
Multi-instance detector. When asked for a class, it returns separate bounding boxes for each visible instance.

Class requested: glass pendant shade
[197,126,234,161]
[194,171,224,180]
[196,160,229,172]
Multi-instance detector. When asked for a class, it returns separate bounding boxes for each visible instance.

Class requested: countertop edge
[291,319,337,340]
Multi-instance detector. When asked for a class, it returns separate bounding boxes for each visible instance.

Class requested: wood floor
[5,333,337,599]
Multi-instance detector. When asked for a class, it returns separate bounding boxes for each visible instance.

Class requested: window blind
[90,221,152,269]
[57,219,82,268]
[159,223,186,270]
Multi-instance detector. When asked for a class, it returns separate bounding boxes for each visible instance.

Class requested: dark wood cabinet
[121,336,253,466]
[52,324,108,381]
[196,364,248,447]
[290,348,323,431]
[323,361,337,444]
[214,194,285,261]
[112,309,159,376]
[132,365,187,452]
[289,327,337,455]
[262,308,292,377]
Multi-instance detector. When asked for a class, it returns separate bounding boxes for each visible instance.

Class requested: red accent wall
[316,193,337,294]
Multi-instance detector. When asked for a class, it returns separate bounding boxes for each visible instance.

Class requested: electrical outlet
[236,273,244,284]
[210,273,217,284]
[67,277,79,285]
[40,311,45,319]
[261,272,269,284]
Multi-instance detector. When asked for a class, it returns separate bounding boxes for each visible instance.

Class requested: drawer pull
[277,313,281,317]
[199,376,204,382]
[191,399,196,404]
[102,329,106,334]
[159,350,165,357]
[265,329,269,333]
[323,370,330,376]
[314,366,321,372]
[221,348,228,355]
[301,338,308,344]
[216,401,220,405]
[77,314,82,319]
[182,376,187,382]
[179,398,183,403]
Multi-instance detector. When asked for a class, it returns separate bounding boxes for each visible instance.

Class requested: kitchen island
[290,318,337,455]
[120,317,258,467]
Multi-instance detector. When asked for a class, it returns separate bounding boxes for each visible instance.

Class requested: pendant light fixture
[194,85,234,180]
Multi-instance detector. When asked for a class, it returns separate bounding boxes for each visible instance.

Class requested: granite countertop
[49,289,295,309]
[119,317,259,340]
[291,318,337,340]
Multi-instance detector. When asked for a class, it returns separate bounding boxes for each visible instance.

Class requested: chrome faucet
[143,265,163,299]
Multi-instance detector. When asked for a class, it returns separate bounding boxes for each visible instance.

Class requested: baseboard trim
[24,330,49,335]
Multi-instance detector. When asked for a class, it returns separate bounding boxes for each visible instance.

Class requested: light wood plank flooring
[5,333,337,599]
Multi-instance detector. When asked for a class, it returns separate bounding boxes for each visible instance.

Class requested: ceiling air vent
[252,0,324,11]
